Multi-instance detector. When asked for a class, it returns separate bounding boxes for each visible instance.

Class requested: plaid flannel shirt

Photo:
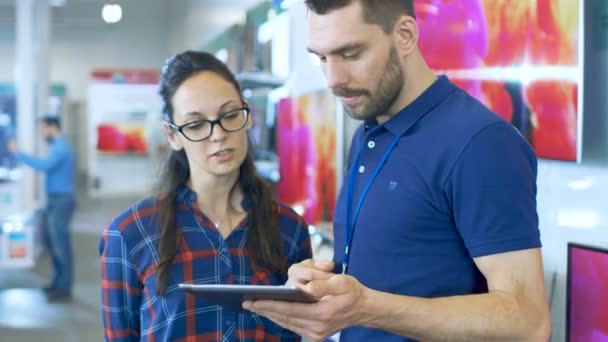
[100,186,312,341]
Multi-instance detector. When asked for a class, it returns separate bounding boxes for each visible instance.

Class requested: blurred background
[0,0,606,341]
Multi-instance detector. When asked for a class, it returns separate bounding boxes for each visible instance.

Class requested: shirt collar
[364,75,456,137]
[176,183,252,210]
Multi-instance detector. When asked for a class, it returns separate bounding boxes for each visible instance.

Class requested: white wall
[0,3,16,82]
[166,0,261,54]
[538,161,608,341]
[51,0,170,101]
[0,1,171,101]
[0,44,15,82]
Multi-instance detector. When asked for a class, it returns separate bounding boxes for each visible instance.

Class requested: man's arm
[360,248,550,341]
[245,249,550,342]
[14,142,65,172]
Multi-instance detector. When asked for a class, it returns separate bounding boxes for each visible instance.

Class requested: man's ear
[393,15,419,57]
[163,122,183,151]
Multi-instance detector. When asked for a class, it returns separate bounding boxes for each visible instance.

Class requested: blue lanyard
[342,135,400,274]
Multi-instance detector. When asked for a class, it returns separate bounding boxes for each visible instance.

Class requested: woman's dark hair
[156,50,285,295]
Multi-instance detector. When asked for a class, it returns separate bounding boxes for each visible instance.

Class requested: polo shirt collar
[364,75,456,136]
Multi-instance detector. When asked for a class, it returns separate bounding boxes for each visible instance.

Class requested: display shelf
[0,211,40,269]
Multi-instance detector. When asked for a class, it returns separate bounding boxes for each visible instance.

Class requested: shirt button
[368,141,375,149]
[358,165,365,174]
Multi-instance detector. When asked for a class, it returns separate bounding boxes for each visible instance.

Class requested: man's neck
[376,59,438,125]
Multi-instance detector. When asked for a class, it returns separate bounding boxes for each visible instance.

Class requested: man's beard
[333,47,404,121]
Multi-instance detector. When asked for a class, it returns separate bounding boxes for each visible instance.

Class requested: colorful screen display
[415,0,582,161]
[276,91,337,225]
[567,243,608,341]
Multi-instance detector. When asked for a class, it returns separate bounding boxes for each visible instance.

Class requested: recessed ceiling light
[102,4,122,24]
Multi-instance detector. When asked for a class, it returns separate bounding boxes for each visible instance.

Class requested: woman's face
[165,71,251,179]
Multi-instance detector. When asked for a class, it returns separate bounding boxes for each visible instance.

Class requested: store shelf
[236,72,285,90]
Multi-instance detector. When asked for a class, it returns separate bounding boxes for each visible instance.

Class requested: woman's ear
[244,102,254,130]
[163,122,183,151]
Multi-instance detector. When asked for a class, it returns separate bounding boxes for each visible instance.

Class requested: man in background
[9,116,75,301]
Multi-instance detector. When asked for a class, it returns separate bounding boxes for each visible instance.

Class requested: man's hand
[285,259,335,285]
[7,140,17,153]
[243,259,371,341]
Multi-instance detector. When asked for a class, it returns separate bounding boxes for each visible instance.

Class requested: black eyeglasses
[167,105,250,142]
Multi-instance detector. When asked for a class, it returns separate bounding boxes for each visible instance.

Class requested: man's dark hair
[39,115,61,129]
[304,0,415,33]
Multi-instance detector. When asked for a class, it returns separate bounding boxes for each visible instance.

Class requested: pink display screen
[567,244,608,341]
[276,91,337,225]
[415,0,582,161]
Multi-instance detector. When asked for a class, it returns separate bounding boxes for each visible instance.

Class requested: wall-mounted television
[566,242,608,341]
[415,0,583,162]
[276,90,338,225]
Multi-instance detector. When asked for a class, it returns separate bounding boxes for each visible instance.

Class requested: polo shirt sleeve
[444,121,541,258]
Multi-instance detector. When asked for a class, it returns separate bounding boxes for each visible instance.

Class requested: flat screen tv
[415,0,583,161]
[566,242,608,341]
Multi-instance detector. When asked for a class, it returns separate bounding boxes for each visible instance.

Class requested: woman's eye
[223,112,239,120]
[186,122,205,130]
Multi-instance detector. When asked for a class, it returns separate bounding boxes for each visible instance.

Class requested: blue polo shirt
[333,76,541,341]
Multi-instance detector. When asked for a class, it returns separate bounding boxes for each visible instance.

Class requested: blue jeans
[42,193,76,293]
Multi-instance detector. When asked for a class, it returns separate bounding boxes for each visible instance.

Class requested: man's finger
[287,264,334,285]
[245,302,333,341]
[312,259,335,271]
[304,274,353,298]
[244,299,320,319]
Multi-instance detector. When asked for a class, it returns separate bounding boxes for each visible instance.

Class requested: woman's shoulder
[274,201,308,230]
[103,196,161,242]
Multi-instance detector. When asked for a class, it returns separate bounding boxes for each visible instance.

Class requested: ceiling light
[102,4,122,24]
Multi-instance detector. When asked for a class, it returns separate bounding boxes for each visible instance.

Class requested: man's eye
[343,52,360,60]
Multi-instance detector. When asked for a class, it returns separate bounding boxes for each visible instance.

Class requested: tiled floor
[0,194,334,341]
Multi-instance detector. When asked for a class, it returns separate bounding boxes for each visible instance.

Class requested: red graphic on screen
[568,247,608,341]
[415,0,580,161]
[97,124,148,155]
[276,92,337,225]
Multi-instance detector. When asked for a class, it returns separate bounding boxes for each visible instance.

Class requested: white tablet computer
[179,284,317,311]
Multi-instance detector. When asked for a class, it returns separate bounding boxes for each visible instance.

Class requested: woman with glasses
[99,50,312,341]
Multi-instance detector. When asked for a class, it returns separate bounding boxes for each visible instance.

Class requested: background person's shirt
[15,134,75,195]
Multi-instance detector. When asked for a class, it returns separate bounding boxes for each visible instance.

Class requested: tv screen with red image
[415,0,582,161]
[276,91,338,225]
[567,243,608,341]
